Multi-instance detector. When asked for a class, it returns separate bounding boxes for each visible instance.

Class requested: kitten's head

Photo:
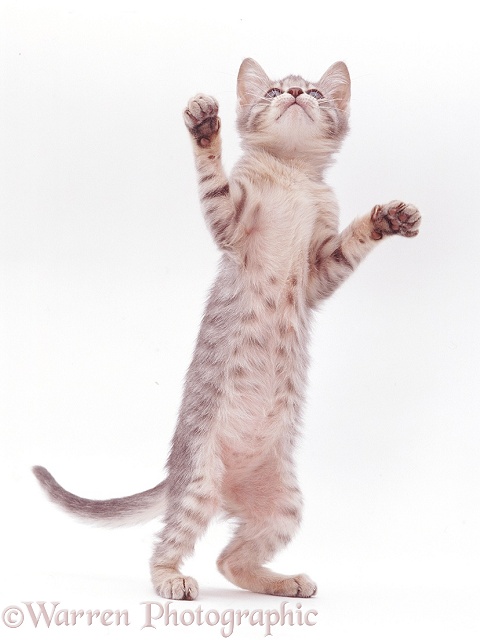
[236,58,351,167]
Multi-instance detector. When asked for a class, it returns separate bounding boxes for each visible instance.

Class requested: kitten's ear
[237,58,271,106]
[319,61,351,111]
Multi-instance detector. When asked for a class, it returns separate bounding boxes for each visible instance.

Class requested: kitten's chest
[237,177,331,280]
[235,155,335,243]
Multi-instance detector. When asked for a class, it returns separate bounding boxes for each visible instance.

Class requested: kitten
[33,58,421,600]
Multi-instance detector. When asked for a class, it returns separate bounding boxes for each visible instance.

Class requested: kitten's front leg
[184,95,241,251]
[309,200,421,304]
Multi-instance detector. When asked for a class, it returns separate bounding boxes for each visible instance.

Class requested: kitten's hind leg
[150,483,219,600]
[217,482,316,598]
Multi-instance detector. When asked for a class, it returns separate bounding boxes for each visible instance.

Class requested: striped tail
[32,466,167,528]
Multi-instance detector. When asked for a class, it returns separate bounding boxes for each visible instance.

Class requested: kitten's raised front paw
[371,201,421,240]
[184,94,220,147]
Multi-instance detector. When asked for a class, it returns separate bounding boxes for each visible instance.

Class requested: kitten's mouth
[276,100,314,122]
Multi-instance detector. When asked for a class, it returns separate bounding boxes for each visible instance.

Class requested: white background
[1,1,479,638]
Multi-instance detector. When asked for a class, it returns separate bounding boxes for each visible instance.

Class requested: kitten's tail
[32,466,167,528]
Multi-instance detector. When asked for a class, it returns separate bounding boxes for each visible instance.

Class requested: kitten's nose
[288,87,304,98]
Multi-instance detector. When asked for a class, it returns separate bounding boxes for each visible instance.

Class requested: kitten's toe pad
[184,94,220,146]
[371,201,421,239]
[267,574,317,598]
[155,576,199,600]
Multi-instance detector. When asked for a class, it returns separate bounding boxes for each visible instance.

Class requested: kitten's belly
[214,283,310,461]
[188,250,312,475]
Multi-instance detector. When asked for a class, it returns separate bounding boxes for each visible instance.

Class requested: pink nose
[288,87,304,98]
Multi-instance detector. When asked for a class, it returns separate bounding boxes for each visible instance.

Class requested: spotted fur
[33,58,421,600]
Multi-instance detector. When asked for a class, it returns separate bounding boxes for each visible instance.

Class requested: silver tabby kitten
[33,58,421,600]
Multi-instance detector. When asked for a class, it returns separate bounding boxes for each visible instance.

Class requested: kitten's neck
[244,147,332,183]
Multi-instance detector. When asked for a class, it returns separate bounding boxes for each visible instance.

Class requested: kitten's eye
[265,88,283,99]
[306,89,324,100]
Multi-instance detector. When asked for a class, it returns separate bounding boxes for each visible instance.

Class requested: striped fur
[33,59,421,600]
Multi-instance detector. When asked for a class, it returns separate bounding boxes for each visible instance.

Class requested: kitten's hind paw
[154,575,199,601]
[151,563,199,600]
[371,201,421,240]
[184,94,220,147]
[266,574,317,598]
